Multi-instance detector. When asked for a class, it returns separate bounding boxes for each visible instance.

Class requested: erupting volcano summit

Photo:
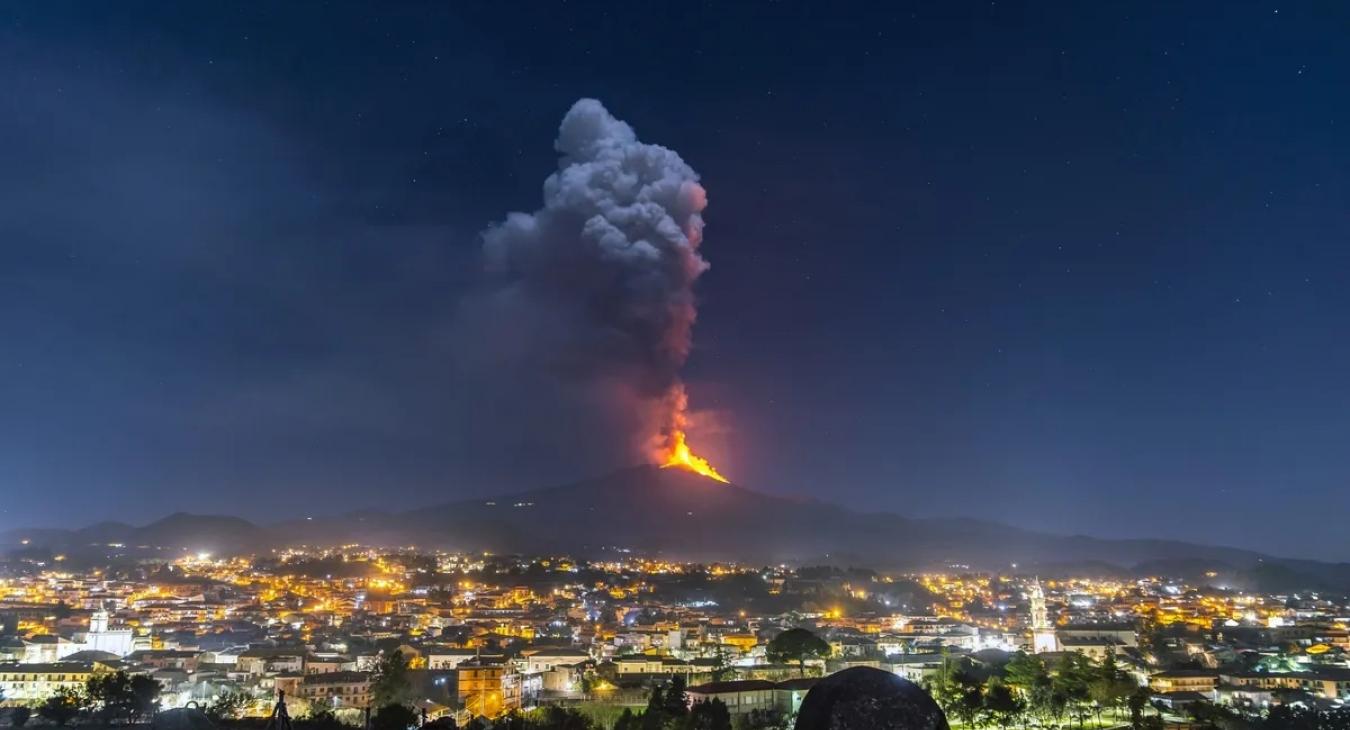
[660,427,728,483]
[473,99,729,480]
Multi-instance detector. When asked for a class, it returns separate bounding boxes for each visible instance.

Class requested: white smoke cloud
[463,99,713,464]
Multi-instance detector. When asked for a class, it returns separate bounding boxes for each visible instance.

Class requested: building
[79,608,135,657]
[686,679,818,717]
[884,653,947,684]
[686,680,779,716]
[720,634,758,653]
[1150,670,1218,695]
[1216,671,1306,693]
[127,650,199,671]
[610,656,698,677]
[0,662,100,701]
[774,678,817,716]
[456,657,520,717]
[1300,667,1350,700]
[1056,635,1123,661]
[1056,624,1137,649]
[299,670,372,710]
[830,636,877,658]
[21,635,74,664]
[1215,671,1308,710]
[537,666,584,696]
[426,648,479,670]
[238,648,306,676]
[304,654,352,674]
[1055,623,1137,660]
[520,648,590,674]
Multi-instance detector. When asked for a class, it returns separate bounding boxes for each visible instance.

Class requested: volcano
[273,466,1350,589]
[9,466,1350,591]
[271,466,794,557]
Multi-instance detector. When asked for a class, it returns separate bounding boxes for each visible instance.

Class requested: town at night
[4,1,1349,729]
[7,542,1350,729]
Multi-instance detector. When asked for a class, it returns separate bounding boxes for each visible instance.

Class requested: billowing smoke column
[475,99,725,480]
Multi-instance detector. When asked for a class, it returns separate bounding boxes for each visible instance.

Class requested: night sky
[3,2,1348,559]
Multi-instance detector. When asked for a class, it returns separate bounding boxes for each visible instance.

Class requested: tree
[130,674,163,721]
[530,706,595,730]
[372,703,419,730]
[10,707,31,727]
[927,652,983,726]
[372,649,415,709]
[1088,654,1135,723]
[662,675,689,718]
[1047,687,1070,727]
[1002,652,1047,693]
[765,629,830,677]
[81,671,162,724]
[299,705,351,730]
[1186,700,1241,730]
[1127,686,1153,729]
[1090,671,1134,723]
[87,669,142,717]
[1002,651,1052,723]
[614,708,638,730]
[39,686,87,726]
[1051,653,1094,728]
[1263,705,1328,730]
[496,712,527,730]
[687,700,731,730]
[732,710,786,730]
[952,686,984,729]
[710,646,733,683]
[206,689,252,721]
[982,678,1025,730]
[641,685,665,730]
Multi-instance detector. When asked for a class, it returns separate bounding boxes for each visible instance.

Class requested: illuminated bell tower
[1028,579,1058,653]
[83,603,134,657]
[90,607,109,634]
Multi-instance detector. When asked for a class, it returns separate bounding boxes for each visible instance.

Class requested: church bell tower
[1028,579,1058,653]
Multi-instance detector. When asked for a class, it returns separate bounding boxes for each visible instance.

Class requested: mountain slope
[7,466,1349,589]
[1,513,269,557]
[283,466,1348,582]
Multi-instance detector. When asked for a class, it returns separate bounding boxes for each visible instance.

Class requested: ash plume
[460,99,715,467]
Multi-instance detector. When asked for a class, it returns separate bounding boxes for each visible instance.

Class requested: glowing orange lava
[660,429,729,483]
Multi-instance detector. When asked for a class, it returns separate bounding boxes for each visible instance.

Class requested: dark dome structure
[793,667,949,730]
[152,708,217,730]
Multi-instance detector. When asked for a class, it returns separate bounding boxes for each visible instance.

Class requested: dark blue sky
[3,2,1348,559]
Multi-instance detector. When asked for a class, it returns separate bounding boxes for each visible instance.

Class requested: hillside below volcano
[7,466,1350,590]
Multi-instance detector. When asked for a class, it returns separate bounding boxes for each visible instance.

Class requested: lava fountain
[653,387,728,483]
[660,428,728,482]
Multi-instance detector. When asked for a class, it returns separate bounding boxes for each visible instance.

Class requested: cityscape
[4,2,1349,730]
[4,539,1350,729]
[2,537,1350,723]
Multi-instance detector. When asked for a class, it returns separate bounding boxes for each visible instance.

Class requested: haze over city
[4,1,1350,564]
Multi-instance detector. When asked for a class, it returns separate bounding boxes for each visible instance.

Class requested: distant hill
[6,465,1350,591]
[1,512,269,559]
